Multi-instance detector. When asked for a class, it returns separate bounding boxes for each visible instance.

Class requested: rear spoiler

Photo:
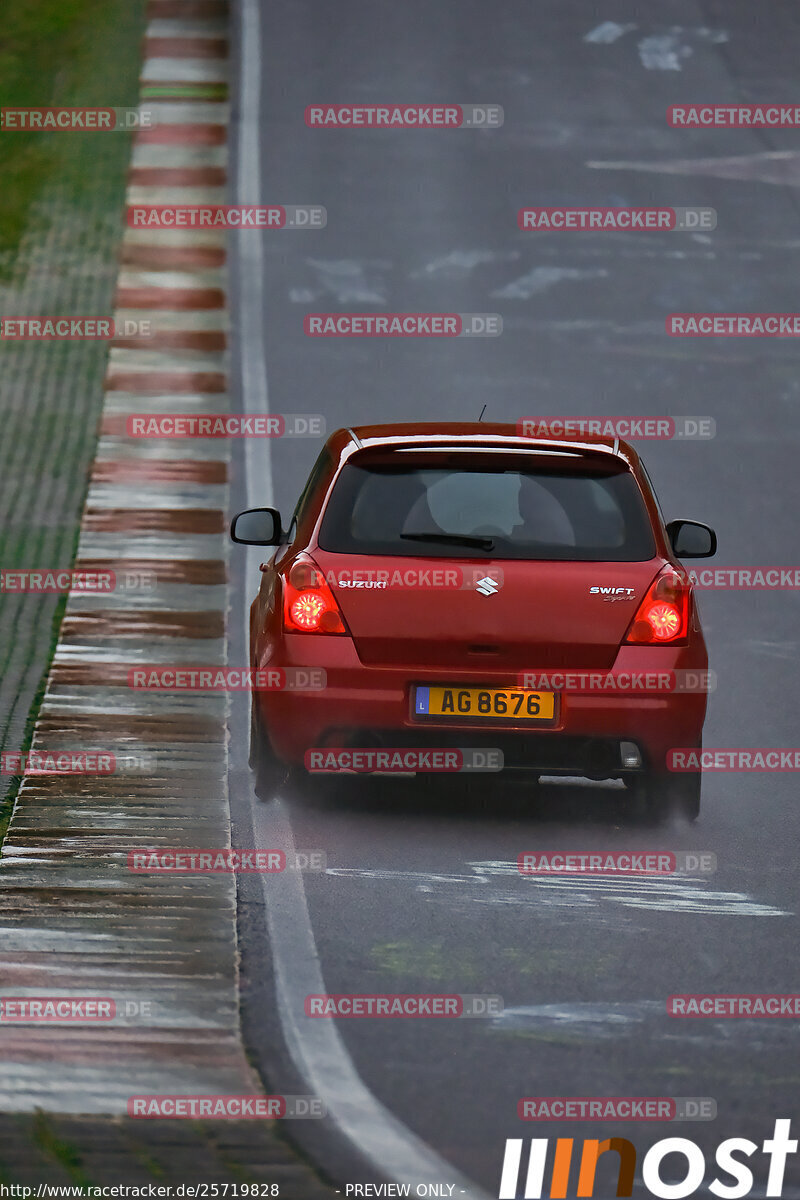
[344,431,627,466]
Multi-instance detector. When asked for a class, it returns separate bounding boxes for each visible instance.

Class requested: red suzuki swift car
[231,424,716,821]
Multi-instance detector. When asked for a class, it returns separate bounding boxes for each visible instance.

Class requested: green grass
[0,592,67,844]
[0,0,148,843]
[32,1112,92,1189]
[0,0,147,262]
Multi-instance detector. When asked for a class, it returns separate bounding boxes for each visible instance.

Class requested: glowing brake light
[624,569,690,644]
[283,555,346,634]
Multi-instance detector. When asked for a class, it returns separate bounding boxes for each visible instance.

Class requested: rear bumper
[255,632,708,776]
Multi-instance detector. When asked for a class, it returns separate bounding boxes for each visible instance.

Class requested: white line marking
[410,249,519,280]
[586,150,800,189]
[141,57,228,83]
[131,143,227,169]
[492,266,607,300]
[107,349,224,371]
[235,0,487,1191]
[127,185,227,206]
[138,100,230,125]
[114,307,227,329]
[117,268,223,290]
[637,34,692,71]
[146,19,227,37]
[584,21,637,44]
[307,257,389,304]
[323,864,790,917]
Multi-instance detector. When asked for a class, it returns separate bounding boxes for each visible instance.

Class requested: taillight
[624,569,690,644]
[282,555,346,634]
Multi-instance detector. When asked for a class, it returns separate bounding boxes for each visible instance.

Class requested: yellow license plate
[414,686,556,722]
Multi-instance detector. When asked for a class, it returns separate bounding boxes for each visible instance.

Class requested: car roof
[325,422,639,468]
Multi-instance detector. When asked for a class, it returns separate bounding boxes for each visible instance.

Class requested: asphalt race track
[228,2,800,1193]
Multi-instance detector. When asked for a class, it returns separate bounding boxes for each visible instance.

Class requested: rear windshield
[318,462,656,562]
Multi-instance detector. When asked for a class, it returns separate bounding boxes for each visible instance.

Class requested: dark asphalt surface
[229,1,800,1193]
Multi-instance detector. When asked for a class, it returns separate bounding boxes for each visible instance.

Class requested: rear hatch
[312,443,662,672]
[314,550,662,671]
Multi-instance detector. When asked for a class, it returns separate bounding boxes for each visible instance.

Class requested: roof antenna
[478,404,487,422]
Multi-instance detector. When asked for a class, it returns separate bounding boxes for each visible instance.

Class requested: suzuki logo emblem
[475,576,500,596]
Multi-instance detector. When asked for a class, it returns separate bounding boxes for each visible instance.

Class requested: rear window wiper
[400,531,495,550]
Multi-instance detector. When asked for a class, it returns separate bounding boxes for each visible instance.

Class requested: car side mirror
[230,507,282,545]
[666,519,717,558]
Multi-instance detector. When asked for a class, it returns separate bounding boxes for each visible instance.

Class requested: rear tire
[249,698,289,797]
[628,771,701,824]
